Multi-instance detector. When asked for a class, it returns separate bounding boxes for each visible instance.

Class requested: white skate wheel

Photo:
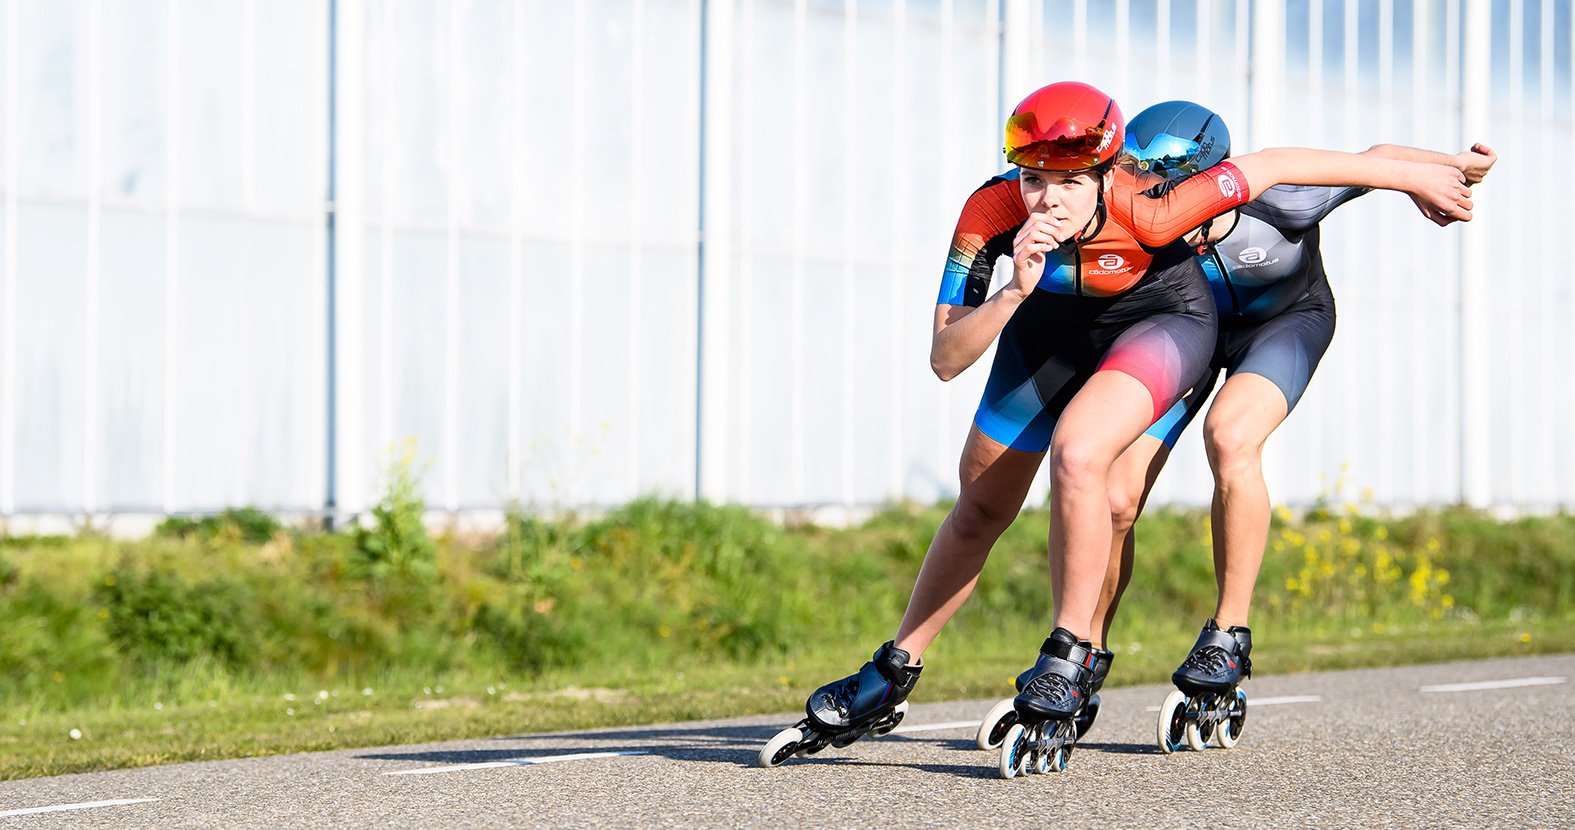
[758,726,803,768]
[1185,716,1208,751]
[1216,688,1247,749]
[1157,689,1188,755]
[997,723,1027,779]
[976,697,1017,750]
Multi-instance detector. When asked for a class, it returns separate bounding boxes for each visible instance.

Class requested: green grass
[1,498,1572,779]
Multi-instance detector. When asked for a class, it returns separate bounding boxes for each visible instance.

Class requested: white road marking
[1143,695,1321,712]
[0,798,159,818]
[1419,676,1567,694]
[384,750,649,776]
[889,720,980,735]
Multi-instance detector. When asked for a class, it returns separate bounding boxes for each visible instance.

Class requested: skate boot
[976,646,1112,750]
[1157,620,1252,754]
[1075,647,1115,739]
[757,641,922,768]
[995,628,1097,778]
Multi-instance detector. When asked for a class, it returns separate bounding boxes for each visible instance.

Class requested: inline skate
[976,646,1113,750]
[757,641,922,768]
[1157,620,1251,753]
[995,628,1098,778]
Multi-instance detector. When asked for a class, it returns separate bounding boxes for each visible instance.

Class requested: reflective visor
[1005,112,1113,169]
[1123,132,1204,179]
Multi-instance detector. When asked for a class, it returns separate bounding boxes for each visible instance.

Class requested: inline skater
[1071,101,1497,752]
[758,81,1476,776]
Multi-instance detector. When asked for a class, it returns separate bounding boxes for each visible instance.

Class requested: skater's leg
[1202,372,1290,630]
[1094,434,1172,648]
[893,424,1044,658]
[1047,369,1157,639]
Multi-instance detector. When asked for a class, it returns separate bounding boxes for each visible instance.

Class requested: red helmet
[1004,82,1125,171]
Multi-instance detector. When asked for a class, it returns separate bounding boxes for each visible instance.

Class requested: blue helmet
[1121,101,1231,181]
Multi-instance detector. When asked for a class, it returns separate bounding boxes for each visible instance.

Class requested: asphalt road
[2,654,1571,829]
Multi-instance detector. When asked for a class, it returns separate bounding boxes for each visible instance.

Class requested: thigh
[1222,293,1336,413]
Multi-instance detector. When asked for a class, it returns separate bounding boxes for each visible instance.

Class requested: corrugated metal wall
[0,0,1567,518]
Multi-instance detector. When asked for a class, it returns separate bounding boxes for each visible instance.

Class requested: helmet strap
[1195,218,1214,255]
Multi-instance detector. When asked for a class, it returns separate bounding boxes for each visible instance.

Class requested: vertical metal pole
[1156,0,1171,100]
[1459,0,1490,507]
[378,1,393,471]
[1377,0,1395,502]
[85,0,103,515]
[696,0,736,502]
[789,0,805,503]
[162,0,182,513]
[326,0,340,523]
[1115,0,1129,100]
[334,0,367,520]
[1506,0,1523,505]
[1410,0,1430,500]
[0,0,16,517]
[444,0,460,512]
[889,0,905,498]
[628,0,646,498]
[1250,2,1285,191]
[840,0,857,506]
[1542,0,1558,506]
[507,0,524,503]
[568,0,586,505]
[1197,0,1211,98]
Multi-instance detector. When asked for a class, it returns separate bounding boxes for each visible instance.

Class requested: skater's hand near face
[1454,143,1497,185]
[1011,212,1063,296]
[1407,162,1473,227]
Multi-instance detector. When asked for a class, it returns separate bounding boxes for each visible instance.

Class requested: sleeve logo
[1238,246,1267,264]
[1097,253,1125,269]
[1217,172,1240,199]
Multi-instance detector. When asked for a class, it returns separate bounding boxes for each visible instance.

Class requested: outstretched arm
[1228,147,1473,226]
[1365,142,1498,184]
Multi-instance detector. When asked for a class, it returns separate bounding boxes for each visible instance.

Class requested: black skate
[995,628,1097,778]
[1157,620,1252,753]
[756,641,922,768]
[976,646,1113,750]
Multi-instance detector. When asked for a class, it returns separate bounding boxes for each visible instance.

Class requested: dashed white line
[1419,676,1567,694]
[889,720,979,735]
[1143,695,1321,712]
[0,798,159,818]
[384,750,649,776]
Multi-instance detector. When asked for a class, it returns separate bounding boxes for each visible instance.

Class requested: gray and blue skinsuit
[1146,183,1368,445]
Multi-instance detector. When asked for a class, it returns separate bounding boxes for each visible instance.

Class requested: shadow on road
[357,723,1013,773]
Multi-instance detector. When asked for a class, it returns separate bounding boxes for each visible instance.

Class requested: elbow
[930,351,959,382]
[1365,143,1396,158]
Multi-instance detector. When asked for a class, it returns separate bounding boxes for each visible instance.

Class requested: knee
[1050,438,1109,493]
[1205,422,1261,480]
[1108,484,1144,532]
[948,494,1018,542]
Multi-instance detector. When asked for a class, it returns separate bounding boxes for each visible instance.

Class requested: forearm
[1231,147,1430,195]
[1364,143,1459,168]
[930,287,1030,381]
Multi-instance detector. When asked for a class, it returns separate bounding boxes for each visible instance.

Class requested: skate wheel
[1185,717,1208,751]
[1216,688,1247,749]
[1157,689,1188,755]
[1047,743,1068,773]
[758,726,804,768]
[976,698,1018,750]
[868,701,909,738]
[997,723,1028,779]
[1030,724,1050,775]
